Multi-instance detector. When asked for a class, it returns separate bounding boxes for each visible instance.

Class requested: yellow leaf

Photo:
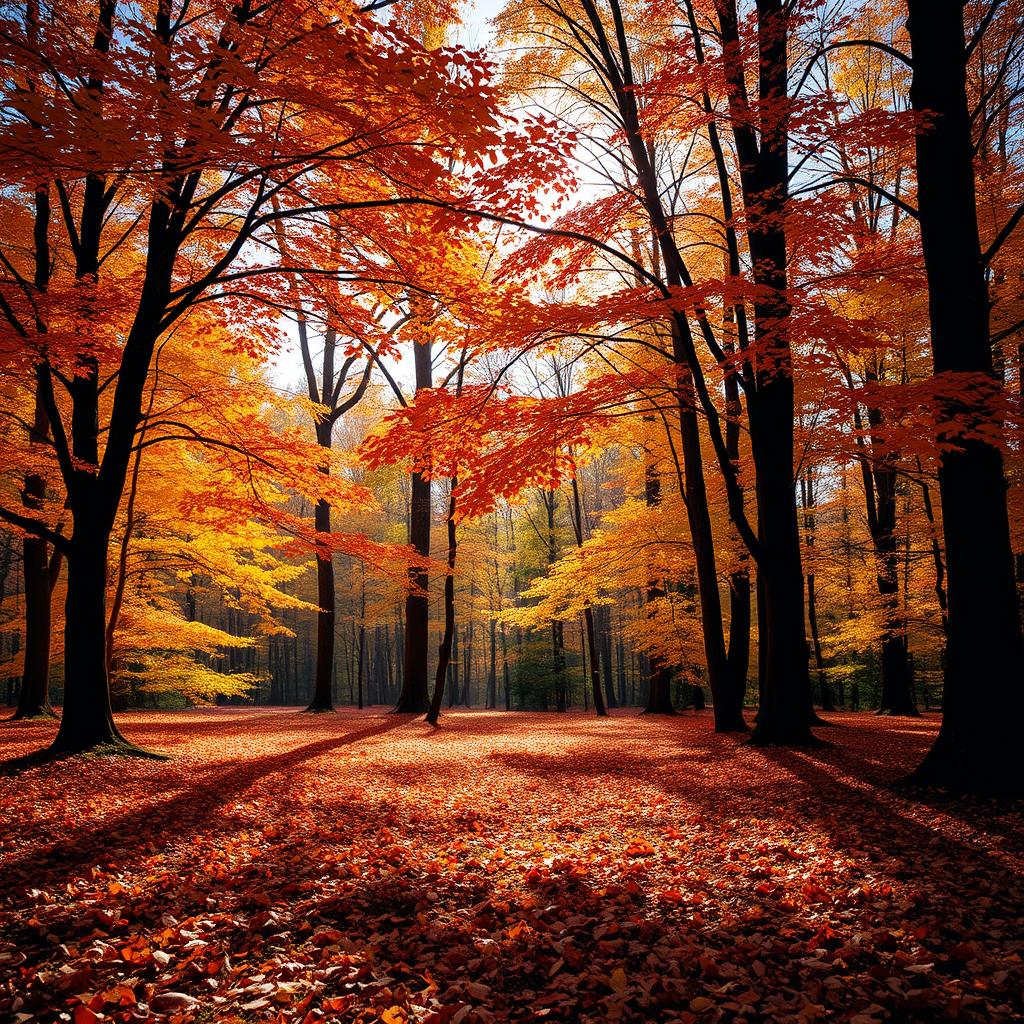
[609,967,628,992]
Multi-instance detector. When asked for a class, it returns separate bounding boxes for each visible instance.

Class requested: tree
[905,0,1024,792]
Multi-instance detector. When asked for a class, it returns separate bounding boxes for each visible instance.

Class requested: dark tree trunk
[49,523,127,754]
[15,531,57,720]
[906,0,1023,792]
[356,573,365,710]
[306,469,336,712]
[552,619,567,711]
[502,624,511,710]
[846,367,918,716]
[878,630,915,715]
[397,338,432,713]
[642,449,675,714]
[461,605,473,705]
[427,482,457,726]
[597,604,616,709]
[543,489,568,711]
[800,471,834,712]
[570,477,606,716]
[726,569,751,718]
[13,371,59,722]
[670,361,745,731]
[487,617,497,709]
[715,0,815,745]
[448,625,459,707]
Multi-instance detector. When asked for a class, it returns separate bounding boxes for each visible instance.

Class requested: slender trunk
[15,180,58,720]
[570,476,606,716]
[597,604,616,709]
[722,308,751,724]
[15,530,56,720]
[544,489,567,710]
[800,471,834,712]
[15,391,59,719]
[806,572,832,711]
[307,475,336,711]
[427,481,457,725]
[642,445,675,714]
[716,0,814,744]
[501,622,511,710]
[672,344,744,730]
[449,624,459,706]
[397,338,432,713]
[357,570,365,710]
[306,321,339,712]
[847,369,917,715]
[907,1,1023,792]
[487,617,497,709]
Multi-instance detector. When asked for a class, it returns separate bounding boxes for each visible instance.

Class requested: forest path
[1,710,1021,1023]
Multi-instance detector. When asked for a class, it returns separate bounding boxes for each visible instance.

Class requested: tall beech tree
[709,0,814,743]
[905,0,1024,792]
[399,334,434,713]
[297,326,372,713]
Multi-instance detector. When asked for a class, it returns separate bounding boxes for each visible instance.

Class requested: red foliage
[1,712,1022,1023]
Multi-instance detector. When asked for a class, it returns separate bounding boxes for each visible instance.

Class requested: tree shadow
[0,715,408,899]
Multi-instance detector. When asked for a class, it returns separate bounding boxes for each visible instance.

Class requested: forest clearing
[2,710,1023,1024]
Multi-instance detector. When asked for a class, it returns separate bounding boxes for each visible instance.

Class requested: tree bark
[715,0,815,744]
[307,428,336,712]
[427,481,457,725]
[642,442,675,714]
[49,521,138,754]
[671,336,745,731]
[397,338,433,713]
[801,471,835,712]
[15,391,59,720]
[570,476,606,716]
[906,0,1023,792]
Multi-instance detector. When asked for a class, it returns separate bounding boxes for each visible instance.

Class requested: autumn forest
[1,0,1023,1021]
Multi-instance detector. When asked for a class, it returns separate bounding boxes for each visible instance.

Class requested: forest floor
[1,710,1022,1024]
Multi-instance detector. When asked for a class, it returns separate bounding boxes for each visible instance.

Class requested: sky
[458,0,507,49]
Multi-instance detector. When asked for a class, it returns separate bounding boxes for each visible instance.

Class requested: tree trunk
[357,570,365,710]
[15,532,57,720]
[49,523,131,754]
[906,0,1023,792]
[307,487,336,710]
[427,482,457,725]
[715,0,815,745]
[13,391,59,720]
[487,617,497,709]
[807,573,833,712]
[671,355,744,731]
[642,449,675,714]
[597,604,616,709]
[800,471,834,713]
[397,338,432,713]
[571,476,606,716]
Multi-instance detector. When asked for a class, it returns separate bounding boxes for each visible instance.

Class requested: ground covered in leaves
[1,710,1022,1024]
